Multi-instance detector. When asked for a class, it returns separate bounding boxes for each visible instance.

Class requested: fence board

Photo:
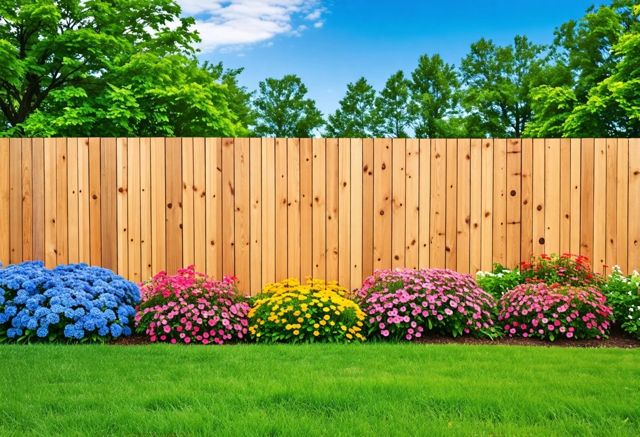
[392,138,406,268]
[2,137,638,287]
[32,138,45,261]
[21,139,33,261]
[338,138,351,285]
[405,138,420,269]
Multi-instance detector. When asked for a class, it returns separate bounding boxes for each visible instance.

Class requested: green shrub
[476,264,524,299]
[602,266,640,339]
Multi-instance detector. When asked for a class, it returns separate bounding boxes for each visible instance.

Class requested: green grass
[1,344,639,436]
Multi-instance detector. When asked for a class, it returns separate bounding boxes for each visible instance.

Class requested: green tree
[326,77,378,137]
[0,0,246,137]
[460,36,546,137]
[375,71,413,138]
[252,75,323,137]
[409,54,459,138]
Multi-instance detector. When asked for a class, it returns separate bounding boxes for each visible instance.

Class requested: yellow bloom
[293,330,300,335]
[323,315,330,321]
[340,325,347,331]
[297,317,304,323]
[313,323,320,329]
[313,331,320,336]
[346,333,353,339]
[319,320,326,326]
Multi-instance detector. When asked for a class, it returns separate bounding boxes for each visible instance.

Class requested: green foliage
[326,77,379,137]
[0,0,247,137]
[252,75,324,137]
[523,85,577,137]
[461,35,547,137]
[602,267,640,339]
[375,71,413,137]
[476,264,524,300]
[409,54,460,138]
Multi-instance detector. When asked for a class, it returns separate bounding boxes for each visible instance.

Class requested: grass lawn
[1,344,639,436]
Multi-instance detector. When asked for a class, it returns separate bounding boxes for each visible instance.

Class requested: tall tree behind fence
[0,138,638,295]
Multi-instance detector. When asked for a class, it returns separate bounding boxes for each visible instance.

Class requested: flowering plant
[0,262,139,342]
[248,278,366,343]
[357,268,498,340]
[602,266,640,339]
[135,266,249,345]
[520,253,602,287]
[498,283,613,341]
[476,264,524,299]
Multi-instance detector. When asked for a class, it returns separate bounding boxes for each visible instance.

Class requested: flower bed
[498,283,613,341]
[135,267,250,344]
[357,268,497,340]
[0,262,139,342]
[520,253,602,287]
[248,278,366,343]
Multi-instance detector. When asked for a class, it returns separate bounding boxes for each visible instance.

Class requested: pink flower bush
[356,268,497,340]
[135,266,250,345]
[498,283,613,341]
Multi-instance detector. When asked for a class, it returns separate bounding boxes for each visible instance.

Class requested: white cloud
[177,0,325,52]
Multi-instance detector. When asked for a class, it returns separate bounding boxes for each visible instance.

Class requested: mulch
[109,331,640,348]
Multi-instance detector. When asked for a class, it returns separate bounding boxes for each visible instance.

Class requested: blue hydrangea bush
[0,262,140,343]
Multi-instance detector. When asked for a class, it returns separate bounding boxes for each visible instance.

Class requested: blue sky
[178,0,607,116]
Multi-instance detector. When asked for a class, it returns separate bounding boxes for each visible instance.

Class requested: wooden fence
[0,138,638,294]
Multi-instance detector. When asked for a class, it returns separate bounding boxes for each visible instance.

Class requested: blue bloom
[110,324,123,338]
[36,327,48,338]
[63,324,75,338]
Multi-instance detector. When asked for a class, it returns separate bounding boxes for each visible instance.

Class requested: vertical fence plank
[165,137,183,274]
[362,138,374,278]
[181,138,194,268]
[520,138,533,264]
[430,138,446,268]
[128,138,141,282]
[9,139,22,263]
[580,138,595,263]
[287,138,301,281]
[418,139,431,269]
[593,139,607,273]
[326,138,340,280]
[392,138,406,269]
[250,138,263,293]
[312,138,326,280]
[21,139,33,260]
[469,139,482,272]
[544,138,560,256]
[570,139,582,256]
[338,138,351,286]
[193,138,206,273]
[300,138,313,281]
[88,138,101,266]
[235,138,250,293]
[78,139,90,263]
[100,138,116,270]
[445,139,458,270]
[350,138,363,290]
[32,138,45,262]
[44,139,57,268]
[532,138,545,258]
[140,138,152,280]
[616,139,628,273]
[456,139,471,273]
[0,138,8,266]
[405,138,420,269]
[66,138,78,264]
[506,139,521,269]
[204,138,221,278]
[629,138,640,272]
[373,138,392,270]
[560,139,571,255]
[605,138,618,272]
[480,139,493,271]
[222,138,235,277]
[116,138,129,277]
[262,138,276,285]
[492,138,506,266]
[56,138,69,265]
[151,138,166,275]
[275,138,288,280]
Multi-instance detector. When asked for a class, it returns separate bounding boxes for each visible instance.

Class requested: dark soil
[110,331,640,348]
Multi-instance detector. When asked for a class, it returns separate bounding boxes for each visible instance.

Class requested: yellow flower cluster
[248,278,366,343]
